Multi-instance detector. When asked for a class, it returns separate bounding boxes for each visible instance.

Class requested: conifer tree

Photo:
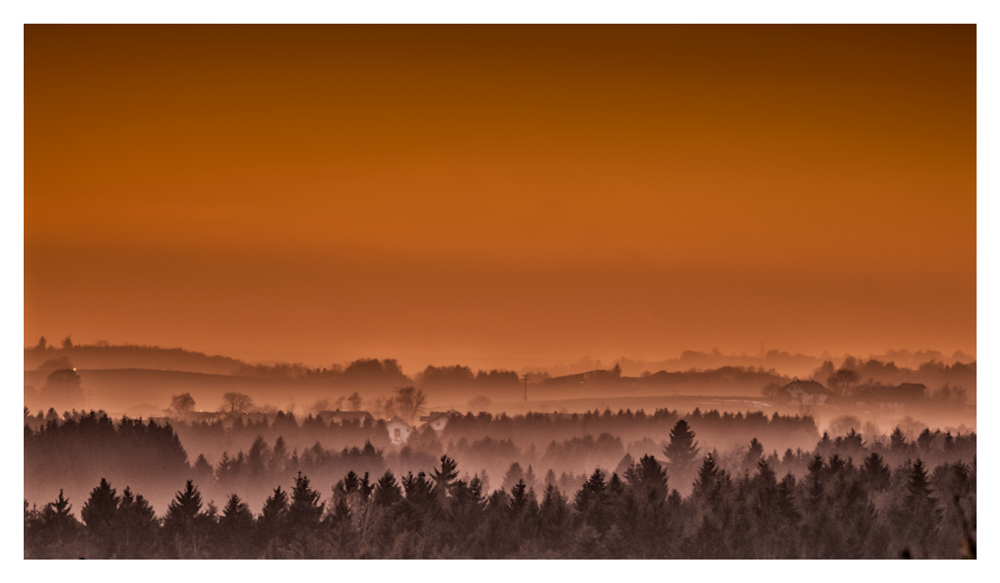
[41,489,79,551]
[81,478,120,557]
[861,452,891,491]
[431,454,459,501]
[163,480,209,558]
[502,462,526,491]
[664,420,700,486]
[257,486,290,556]
[288,472,325,528]
[692,453,720,501]
[373,470,403,506]
[899,458,941,557]
[114,486,158,559]
[625,454,669,504]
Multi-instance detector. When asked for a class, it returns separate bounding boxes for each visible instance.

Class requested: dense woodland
[26,406,836,512]
[25,409,975,559]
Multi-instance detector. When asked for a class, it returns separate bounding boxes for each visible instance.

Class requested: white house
[386,417,414,445]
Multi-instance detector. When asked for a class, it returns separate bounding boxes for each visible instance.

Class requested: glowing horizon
[25,25,976,372]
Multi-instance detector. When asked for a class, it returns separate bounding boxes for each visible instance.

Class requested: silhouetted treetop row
[25,443,975,559]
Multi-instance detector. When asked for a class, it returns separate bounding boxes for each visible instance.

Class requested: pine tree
[248,435,268,478]
[41,489,79,552]
[80,478,120,557]
[163,480,208,558]
[501,462,526,491]
[524,465,538,491]
[257,486,290,556]
[574,468,611,533]
[510,479,529,513]
[192,454,214,484]
[625,454,669,504]
[373,470,403,506]
[664,420,700,483]
[288,472,325,528]
[900,458,941,557]
[692,453,720,501]
[359,471,375,502]
[431,454,459,501]
[861,452,890,491]
[165,480,203,528]
[221,493,254,527]
[402,471,436,513]
[219,493,254,558]
[114,486,158,558]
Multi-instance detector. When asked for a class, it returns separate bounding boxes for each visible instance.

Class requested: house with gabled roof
[781,379,835,406]
[386,417,414,445]
[419,410,459,433]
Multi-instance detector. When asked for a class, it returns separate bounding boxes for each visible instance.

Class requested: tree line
[25,418,974,559]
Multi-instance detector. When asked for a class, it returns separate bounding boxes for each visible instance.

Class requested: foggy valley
[21,23,979,564]
[23,339,976,559]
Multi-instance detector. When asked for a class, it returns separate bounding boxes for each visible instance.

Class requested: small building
[386,417,414,445]
[419,410,458,433]
[781,380,834,407]
[319,410,375,427]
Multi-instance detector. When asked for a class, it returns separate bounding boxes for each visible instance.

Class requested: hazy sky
[24,25,975,372]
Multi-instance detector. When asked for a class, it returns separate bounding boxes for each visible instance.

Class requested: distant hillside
[24,344,245,375]
[22,368,420,418]
[534,365,790,400]
[25,368,265,414]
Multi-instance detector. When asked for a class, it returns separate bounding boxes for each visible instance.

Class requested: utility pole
[522,373,529,403]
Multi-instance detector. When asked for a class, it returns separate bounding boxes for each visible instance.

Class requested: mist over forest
[23,337,976,420]
[22,20,979,563]
[23,337,976,559]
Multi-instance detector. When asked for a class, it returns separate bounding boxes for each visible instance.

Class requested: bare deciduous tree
[222,392,253,414]
[393,386,426,424]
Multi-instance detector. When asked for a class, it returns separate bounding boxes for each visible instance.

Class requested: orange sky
[24,25,976,372]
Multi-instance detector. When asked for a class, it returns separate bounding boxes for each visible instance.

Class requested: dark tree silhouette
[167,393,196,417]
[502,461,526,491]
[899,458,941,558]
[257,486,290,557]
[29,490,82,558]
[22,405,976,559]
[827,368,860,396]
[222,392,253,414]
[625,454,669,504]
[81,478,120,558]
[114,487,158,558]
[163,480,210,558]
[373,470,403,506]
[219,493,254,558]
[431,454,459,501]
[692,453,721,501]
[288,472,324,526]
[664,419,700,483]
